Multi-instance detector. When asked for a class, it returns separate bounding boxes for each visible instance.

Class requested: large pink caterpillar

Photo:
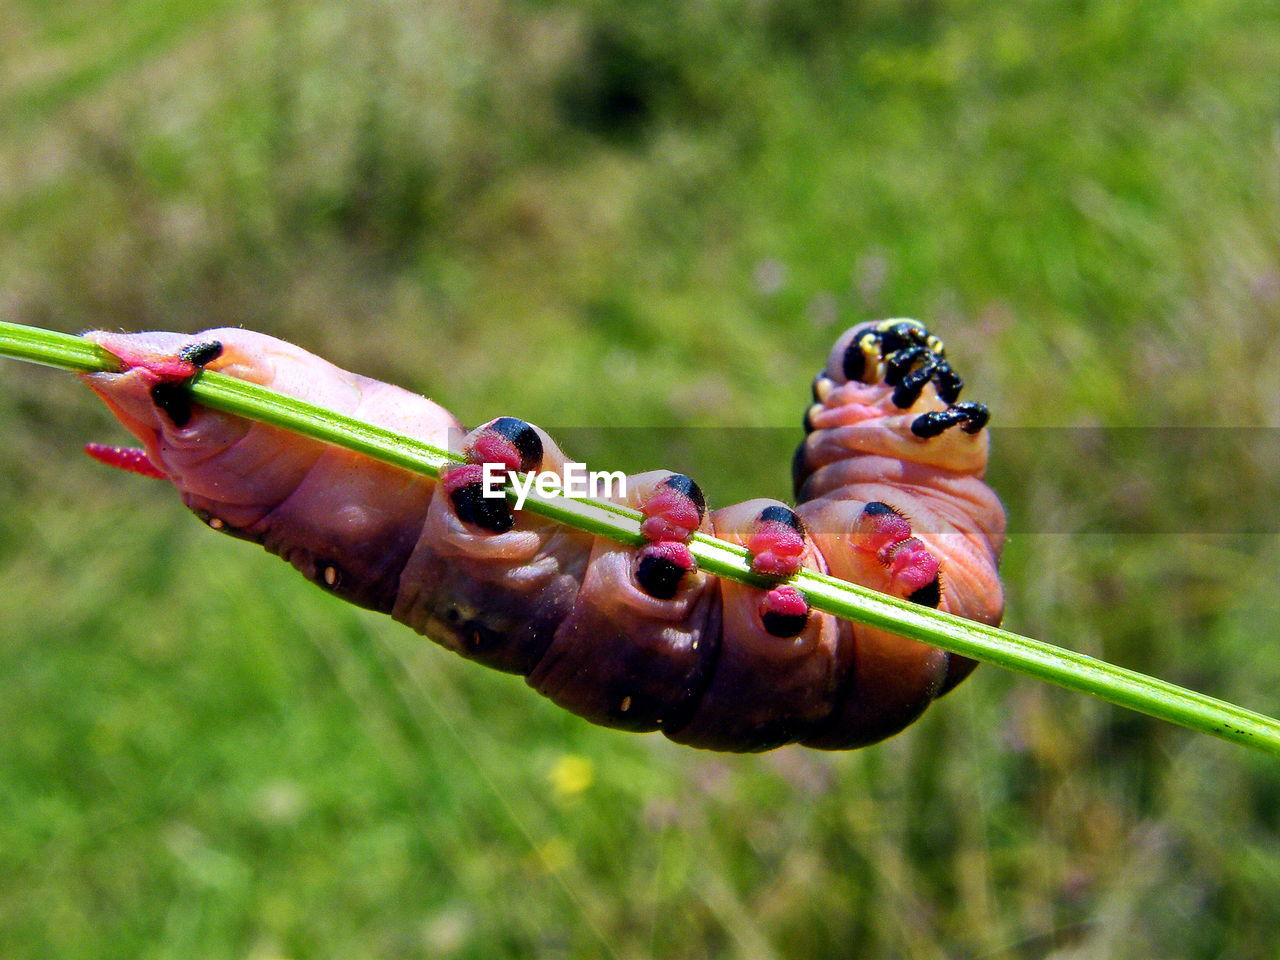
[81,319,1005,752]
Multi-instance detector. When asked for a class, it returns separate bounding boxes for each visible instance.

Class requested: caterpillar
[80,319,1005,752]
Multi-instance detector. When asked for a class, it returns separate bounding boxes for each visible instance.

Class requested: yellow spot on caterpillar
[853,333,882,383]
[549,754,594,798]
[814,377,834,402]
[619,696,632,712]
[323,566,338,586]
[208,517,225,530]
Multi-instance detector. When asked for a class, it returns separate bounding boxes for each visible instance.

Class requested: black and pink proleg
[83,336,226,478]
[464,416,544,474]
[439,417,546,535]
[759,585,811,639]
[747,505,808,578]
[849,501,942,606]
[441,464,515,533]
[625,472,705,601]
[633,541,696,600]
[637,473,706,543]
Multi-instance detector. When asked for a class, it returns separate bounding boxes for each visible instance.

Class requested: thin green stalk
[3,319,1279,757]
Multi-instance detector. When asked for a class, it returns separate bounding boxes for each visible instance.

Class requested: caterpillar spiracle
[80,319,1005,752]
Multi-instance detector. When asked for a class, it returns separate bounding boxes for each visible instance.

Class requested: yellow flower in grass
[549,754,594,798]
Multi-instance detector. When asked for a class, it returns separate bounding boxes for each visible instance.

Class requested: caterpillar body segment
[527,470,718,734]
[80,318,1005,753]
[84,328,464,613]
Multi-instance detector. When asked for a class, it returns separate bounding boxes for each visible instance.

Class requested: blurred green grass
[4,0,1280,956]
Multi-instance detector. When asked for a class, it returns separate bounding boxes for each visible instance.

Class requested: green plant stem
[4,319,1279,757]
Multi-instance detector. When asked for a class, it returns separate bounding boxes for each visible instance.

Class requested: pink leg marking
[467,433,523,472]
[639,540,695,569]
[441,462,486,495]
[85,443,168,479]
[849,502,914,553]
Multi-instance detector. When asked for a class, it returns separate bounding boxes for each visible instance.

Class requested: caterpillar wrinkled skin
[80,319,1005,752]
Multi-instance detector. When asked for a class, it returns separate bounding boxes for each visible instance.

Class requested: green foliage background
[3,0,1280,956]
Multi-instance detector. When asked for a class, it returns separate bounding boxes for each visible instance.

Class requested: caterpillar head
[804,319,991,476]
